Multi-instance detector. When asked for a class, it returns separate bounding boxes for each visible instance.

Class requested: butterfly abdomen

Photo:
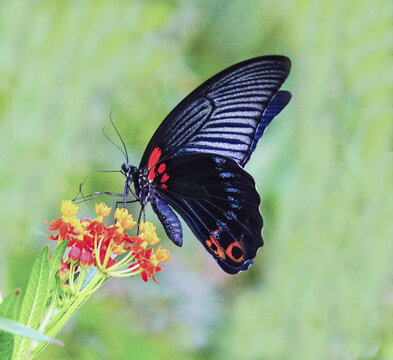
[152,195,183,247]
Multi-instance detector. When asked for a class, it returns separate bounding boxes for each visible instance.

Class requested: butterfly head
[121,162,138,179]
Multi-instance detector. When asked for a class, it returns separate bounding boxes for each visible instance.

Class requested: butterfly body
[121,55,291,274]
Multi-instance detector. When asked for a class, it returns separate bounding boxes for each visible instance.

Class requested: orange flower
[129,244,171,283]
[46,201,79,241]
[46,218,78,241]
[47,201,170,283]
[140,263,162,283]
[132,248,163,283]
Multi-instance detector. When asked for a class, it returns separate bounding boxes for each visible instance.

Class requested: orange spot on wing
[148,147,162,181]
[226,242,245,263]
[206,234,226,260]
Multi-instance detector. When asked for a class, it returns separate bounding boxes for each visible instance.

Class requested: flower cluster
[46,201,170,284]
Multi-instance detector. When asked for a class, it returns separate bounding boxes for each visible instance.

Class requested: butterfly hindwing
[151,153,263,274]
[139,55,291,170]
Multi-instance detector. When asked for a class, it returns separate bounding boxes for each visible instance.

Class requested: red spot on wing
[148,147,161,170]
[161,184,168,189]
[157,163,166,174]
[161,173,170,183]
[148,147,162,181]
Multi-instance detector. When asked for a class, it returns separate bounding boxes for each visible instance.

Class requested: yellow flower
[111,243,126,255]
[61,200,78,221]
[155,246,170,263]
[139,220,160,245]
[71,218,84,236]
[114,208,136,230]
[139,220,156,234]
[71,217,92,241]
[94,203,112,222]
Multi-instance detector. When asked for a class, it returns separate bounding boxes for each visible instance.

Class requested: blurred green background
[1,0,392,359]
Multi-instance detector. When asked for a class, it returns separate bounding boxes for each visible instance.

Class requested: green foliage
[41,296,207,360]
[0,318,62,347]
[13,247,50,359]
[0,291,20,360]
[0,327,13,360]
[48,241,67,287]
[0,291,21,321]
[0,289,62,360]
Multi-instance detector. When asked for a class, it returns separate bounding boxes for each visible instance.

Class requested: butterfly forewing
[139,55,291,169]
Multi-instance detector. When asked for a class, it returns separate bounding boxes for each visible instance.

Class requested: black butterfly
[113,56,290,274]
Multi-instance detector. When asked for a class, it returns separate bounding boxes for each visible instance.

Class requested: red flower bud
[69,247,81,262]
[58,259,70,279]
[80,250,94,267]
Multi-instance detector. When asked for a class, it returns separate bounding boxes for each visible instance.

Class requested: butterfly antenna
[73,182,85,203]
[102,125,128,161]
[109,111,129,163]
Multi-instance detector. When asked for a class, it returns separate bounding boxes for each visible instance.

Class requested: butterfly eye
[121,163,131,174]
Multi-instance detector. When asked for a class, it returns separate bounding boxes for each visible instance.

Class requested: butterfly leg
[73,179,139,206]
[74,169,121,201]
[73,190,126,204]
[115,199,139,209]
[127,183,138,202]
[136,205,145,235]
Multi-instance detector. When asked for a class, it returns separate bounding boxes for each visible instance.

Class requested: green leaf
[0,290,21,360]
[13,247,50,359]
[0,318,62,346]
[0,330,13,360]
[48,240,68,286]
[0,290,21,320]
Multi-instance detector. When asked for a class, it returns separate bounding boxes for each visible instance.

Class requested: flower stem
[31,271,106,357]
[74,267,87,294]
[106,252,134,272]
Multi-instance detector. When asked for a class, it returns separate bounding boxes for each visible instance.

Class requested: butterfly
[117,55,291,274]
